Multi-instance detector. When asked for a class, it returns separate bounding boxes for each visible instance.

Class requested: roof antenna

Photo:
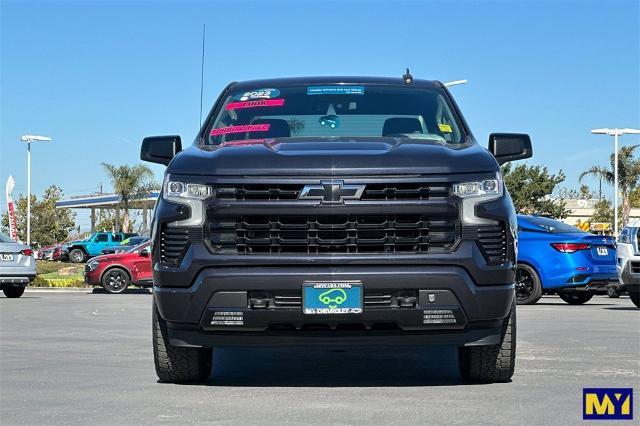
[402,68,413,84]
[199,24,206,128]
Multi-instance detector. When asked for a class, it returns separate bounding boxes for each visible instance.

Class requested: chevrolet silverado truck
[63,231,137,263]
[140,76,533,383]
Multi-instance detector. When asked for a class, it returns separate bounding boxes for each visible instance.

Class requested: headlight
[86,260,99,271]
[453,173,504,225]
[162,174,213,226]
[164,180,213,201]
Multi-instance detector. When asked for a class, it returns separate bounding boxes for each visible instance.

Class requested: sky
[1,0,639,231]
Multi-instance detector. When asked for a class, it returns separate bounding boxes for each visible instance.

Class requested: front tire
[558,292,593,305]
[3,286,25,298]
[101,268,130,294]
[459,300,516,383]
[153,299,212,383]
[629,290,640,308]
[515,264,543,305]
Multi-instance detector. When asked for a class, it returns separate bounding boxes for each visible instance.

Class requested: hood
[168,137,499,176]
[91,252,134,262]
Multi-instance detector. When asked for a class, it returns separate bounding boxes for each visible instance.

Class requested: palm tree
[102,163,157,232]
[579,144,640,226]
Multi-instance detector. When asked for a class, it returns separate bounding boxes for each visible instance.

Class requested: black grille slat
[214,183,451,201]
[209,215,458,255]
[630,261,640,274]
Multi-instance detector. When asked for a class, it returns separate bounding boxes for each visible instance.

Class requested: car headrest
[382,117,423,136]
[251,119,291,138]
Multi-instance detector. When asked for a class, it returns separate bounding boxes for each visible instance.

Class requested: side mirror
[488,133,533,165]
[140,135,182,166]
[139,249,150,257]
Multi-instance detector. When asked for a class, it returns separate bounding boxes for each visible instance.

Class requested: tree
[502,163,571,218]
[102,163,158,232]
[94,209,133,233]
[1,185,76,248]
[589,198,623,230]
[580,144,640,226]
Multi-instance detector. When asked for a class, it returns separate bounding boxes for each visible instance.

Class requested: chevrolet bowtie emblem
[299,180,365,204]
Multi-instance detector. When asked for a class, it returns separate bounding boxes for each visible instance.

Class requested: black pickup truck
[141,76,532,383]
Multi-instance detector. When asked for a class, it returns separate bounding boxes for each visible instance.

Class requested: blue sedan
[516,215,617,305]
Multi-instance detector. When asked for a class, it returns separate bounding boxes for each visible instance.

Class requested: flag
[5,175,18,241]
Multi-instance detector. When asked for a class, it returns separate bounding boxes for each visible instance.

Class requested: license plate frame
[596,246,608,256]
[302,281,363,315]
[0,254,14,262]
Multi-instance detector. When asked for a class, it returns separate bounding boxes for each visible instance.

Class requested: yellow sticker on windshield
[438,123,452,133]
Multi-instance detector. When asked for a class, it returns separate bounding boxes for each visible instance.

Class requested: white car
[616,222,640,308]
[0,233,36,298]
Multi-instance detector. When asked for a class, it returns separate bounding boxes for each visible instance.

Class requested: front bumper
[155,265,514,348]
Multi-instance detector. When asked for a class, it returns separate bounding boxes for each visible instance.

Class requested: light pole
[20,134,52,246]
[590,128,640,237]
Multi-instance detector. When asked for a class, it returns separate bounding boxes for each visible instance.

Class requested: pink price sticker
[225,99,285,110]
[210,124,270,136]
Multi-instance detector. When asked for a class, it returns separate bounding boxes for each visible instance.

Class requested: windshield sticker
[307,85,365,96]
[438,123,453,133]
[225,99,285,110]
[232,88,280,101]
[210,124,270,136]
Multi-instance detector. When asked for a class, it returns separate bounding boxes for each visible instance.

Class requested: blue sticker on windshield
[307,86,365,96]
[233,88,280,101]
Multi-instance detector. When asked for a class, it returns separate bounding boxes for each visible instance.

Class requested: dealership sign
[5,175,18,241]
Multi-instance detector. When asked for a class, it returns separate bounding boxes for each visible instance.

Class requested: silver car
[0,233,36,298]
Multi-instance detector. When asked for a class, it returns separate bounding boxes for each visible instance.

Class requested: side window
[112,234,123,243]
[95,234,109,243]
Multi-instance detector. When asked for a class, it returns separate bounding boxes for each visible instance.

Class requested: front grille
[160,227,190,267]
[208,215,459,254]
[630,261,640,274]
[214,182,451,201]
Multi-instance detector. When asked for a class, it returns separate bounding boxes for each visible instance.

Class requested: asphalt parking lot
[1,291,638,425]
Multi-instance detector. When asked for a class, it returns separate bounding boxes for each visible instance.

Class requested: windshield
[524,217,585,234]
[205,84,466,145]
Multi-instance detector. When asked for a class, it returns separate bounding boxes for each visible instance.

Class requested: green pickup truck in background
[63,232,138,263]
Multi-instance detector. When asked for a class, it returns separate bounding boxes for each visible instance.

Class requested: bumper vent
[160,227,190,267]
[250,291,413,309]
[214,183,451,201]
[208,215,459,255]
[463,224,507,265]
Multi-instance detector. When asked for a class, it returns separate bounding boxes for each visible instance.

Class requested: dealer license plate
[303,281,363,314]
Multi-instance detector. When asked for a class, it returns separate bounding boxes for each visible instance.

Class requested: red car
[84,242,152,294]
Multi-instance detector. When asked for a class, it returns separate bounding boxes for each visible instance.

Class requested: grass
[32,261,86,287]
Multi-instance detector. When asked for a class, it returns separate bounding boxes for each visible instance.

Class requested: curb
[26,287,91,293]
